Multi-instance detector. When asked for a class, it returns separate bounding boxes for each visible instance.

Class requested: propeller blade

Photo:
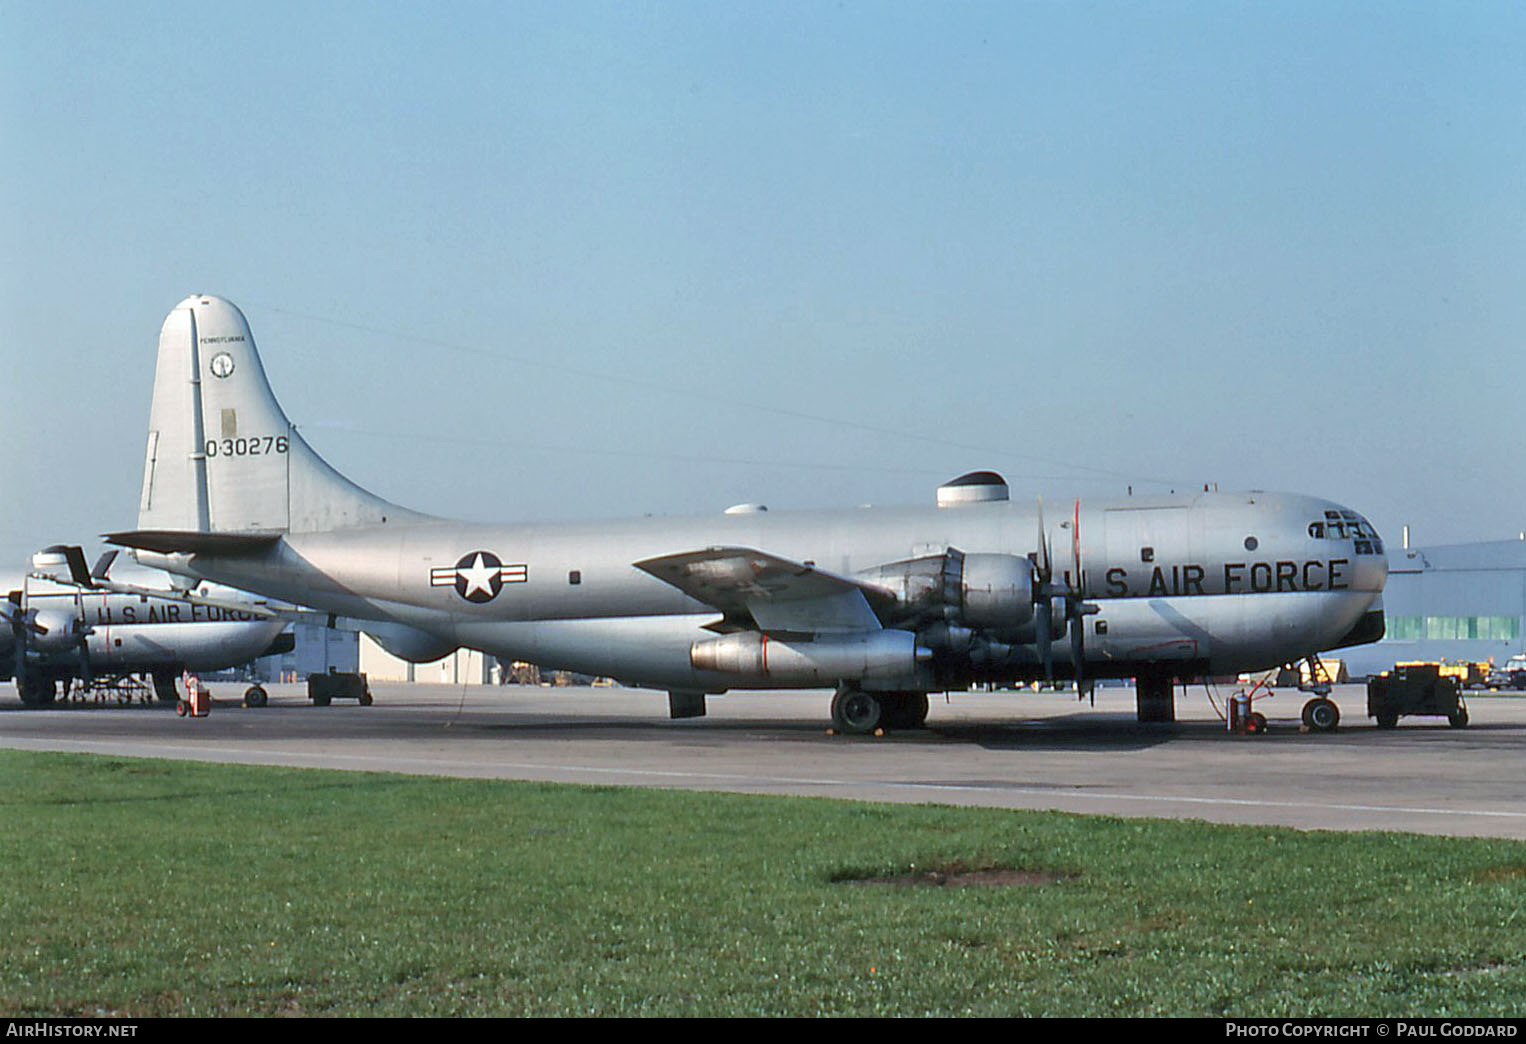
[1035,599,1053,680]
[1071,615,1088,699]
[1035,496,1051,582]
[1071,499,1082,597]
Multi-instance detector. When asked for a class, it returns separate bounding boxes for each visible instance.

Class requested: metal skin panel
[86,619,287,672]
[119,296,1389,695]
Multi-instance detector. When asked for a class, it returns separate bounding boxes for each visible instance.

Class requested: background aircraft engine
[28,608,85,654]
[690,630,927,687]
[0,602,17,657]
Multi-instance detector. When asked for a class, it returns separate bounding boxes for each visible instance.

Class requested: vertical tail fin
[137,295,429,534]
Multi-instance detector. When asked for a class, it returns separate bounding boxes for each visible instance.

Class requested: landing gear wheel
[1302,697,1340,732]
[243,685,268,708]
[17,678,57,707]
[831,687,884,735]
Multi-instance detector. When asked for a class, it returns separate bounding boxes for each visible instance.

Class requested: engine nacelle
[960,553,1035,634]
[690,630,927,687]
[857,553,958,622]
[29,608,84,653]
[859,549,1037,638]
[361,621,456,663]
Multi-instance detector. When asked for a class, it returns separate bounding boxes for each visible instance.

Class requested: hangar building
[1340,536,1526,678]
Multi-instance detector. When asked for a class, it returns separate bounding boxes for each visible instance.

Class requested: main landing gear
[1135,670,1176,723]
[151,669,179,706]
[1301,696,1340,732]
[16,676,59,707]
[829,686,930,735]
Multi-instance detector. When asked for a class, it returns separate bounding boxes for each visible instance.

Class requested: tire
[175,700,188,717]
[1376,712,1398,729]
[243,685,267,708]
[831,687,883,735]
[1449,707,1469,728]
[1303,698,1340,732]
[17,678,58,708]
[1247,711,1268,735]
[359,689,373,707]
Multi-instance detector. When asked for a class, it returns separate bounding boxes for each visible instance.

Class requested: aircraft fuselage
[142,489,1386,692]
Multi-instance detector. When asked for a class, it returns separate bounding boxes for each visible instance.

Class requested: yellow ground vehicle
[1397,661,1491,690]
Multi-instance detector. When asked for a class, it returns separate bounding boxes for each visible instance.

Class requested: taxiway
[2,681,1522,839]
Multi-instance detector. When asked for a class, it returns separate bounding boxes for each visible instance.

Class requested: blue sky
[4,1,1525,568]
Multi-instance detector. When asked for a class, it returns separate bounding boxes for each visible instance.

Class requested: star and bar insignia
[430,551,528,603]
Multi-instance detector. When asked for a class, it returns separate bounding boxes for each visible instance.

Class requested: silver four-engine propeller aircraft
[4,544,289,707]
[107,295,1388,732]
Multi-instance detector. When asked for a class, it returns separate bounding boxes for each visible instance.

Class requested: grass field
[1,749,1523,1017]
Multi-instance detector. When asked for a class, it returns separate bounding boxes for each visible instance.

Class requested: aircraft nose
[1332,504,1388,594]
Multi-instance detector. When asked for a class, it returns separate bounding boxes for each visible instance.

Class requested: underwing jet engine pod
[109,295,1389,733]
[4,545,290,707]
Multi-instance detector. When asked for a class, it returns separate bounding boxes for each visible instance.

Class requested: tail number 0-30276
[205,436,289,458]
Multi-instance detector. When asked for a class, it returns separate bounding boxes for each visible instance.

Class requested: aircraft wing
[633,547,892,634]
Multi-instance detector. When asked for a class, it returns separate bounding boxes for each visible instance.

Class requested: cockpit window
[1312,512,1384,555]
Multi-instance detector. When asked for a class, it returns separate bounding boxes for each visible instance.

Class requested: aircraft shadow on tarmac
[928,716,1201,753]
[471,711,1519,754]
[932,716,1521,752]
[468,713,1187,753]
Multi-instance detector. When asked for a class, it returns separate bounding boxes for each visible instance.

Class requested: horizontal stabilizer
[634,546,890,633]
[91,550,119,582]
[103,529,284,556]
[34,545,98,588]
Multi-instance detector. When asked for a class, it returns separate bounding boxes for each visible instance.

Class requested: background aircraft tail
[137,294,429,534]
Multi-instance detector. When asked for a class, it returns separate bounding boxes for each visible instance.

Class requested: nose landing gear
[1301,696,1340,732]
